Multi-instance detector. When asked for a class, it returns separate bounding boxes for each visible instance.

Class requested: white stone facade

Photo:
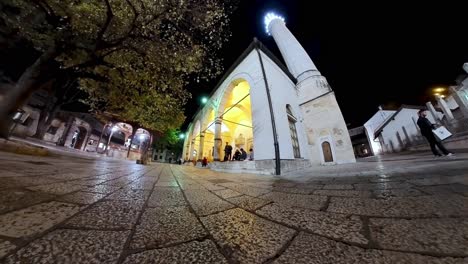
[183,16,355,174]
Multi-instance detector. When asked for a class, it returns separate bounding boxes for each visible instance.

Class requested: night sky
[183,1,468,130]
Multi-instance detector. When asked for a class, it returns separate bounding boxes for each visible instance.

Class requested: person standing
[224,142,232,161]
[416,109,453,157]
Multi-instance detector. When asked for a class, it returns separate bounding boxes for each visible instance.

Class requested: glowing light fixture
[264,12,285,35]
[433,87,446,93]
[201,97,208,104]
[179,133,185,139]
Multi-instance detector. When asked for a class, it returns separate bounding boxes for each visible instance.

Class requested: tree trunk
[34,102,59,140]
[57,116,74,146]
[0,46,58,138]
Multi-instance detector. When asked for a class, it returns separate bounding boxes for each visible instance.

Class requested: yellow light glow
[433,87,445,93]
[434,93,440,96]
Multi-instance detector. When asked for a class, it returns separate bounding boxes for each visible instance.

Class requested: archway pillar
[213,118,222,161]
[189,139,195,161]
[198,132,205,161]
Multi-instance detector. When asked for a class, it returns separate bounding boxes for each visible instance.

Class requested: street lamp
[179,133,185,140]
[201,96,208,104]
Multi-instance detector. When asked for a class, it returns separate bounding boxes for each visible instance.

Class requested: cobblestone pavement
[0,151,467,263]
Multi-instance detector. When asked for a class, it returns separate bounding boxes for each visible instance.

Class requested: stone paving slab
[408,176,468,186]
[415,184,468,196]
[221,183,272,197]
[0,201,81,238]
[274,232,466,264]
[0,176,61,190]
[201,208,295,263]
[369,218,468,256]
[0,189,55,214]
[3,229,129,263]
[155,181,179,187]
[131,206,207,249]
[81,184,123,194]
[260,192,328,210]
[213,189,243,199]
[257,203,368,245]
[353,182,414,190]
[68,179,108,186]
[1,151,468,262]
[0,239,16,258]
[271,187,314,194]
[147,187,186,207]
[227,195,271,211]
[313,189,372,198]
[27,182,85,195]
[58,191,107,205]
[106,189,150,200]
[184,189,235,216]
[372,188,424,198]
[64,200,143,229]
[123,240,228,264]
[322,184,354,190]
[327,195,468,217]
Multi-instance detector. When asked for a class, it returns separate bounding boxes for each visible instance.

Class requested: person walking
[416,109,453,157]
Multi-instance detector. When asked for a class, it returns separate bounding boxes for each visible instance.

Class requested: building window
[286,105,300,158]
[47,126,59,135]
[22,117,33,126]
[159,155,163,159]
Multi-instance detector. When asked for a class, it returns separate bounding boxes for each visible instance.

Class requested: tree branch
[95,0,114,50]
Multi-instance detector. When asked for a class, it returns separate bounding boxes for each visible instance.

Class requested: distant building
[363,107,396,155]
[374,105,443,153]
[348,126,372,158]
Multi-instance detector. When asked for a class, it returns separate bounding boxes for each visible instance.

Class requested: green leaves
[1,0,235,135]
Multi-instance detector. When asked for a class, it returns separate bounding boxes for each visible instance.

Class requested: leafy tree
[0,0,236,137]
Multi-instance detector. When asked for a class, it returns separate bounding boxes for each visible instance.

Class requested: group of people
[224,142,253,161]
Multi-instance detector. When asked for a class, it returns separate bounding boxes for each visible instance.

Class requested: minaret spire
[264,12,319,82]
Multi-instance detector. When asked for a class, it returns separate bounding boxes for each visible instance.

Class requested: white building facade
[182,14,355,174]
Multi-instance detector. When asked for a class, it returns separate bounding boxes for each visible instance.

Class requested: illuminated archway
[217,80,253,160]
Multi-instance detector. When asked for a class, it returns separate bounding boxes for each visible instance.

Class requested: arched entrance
[73,126,87,150]
[218,80,253,161]
[322,141,334,162]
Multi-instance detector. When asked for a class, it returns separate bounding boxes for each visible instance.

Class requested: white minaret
[264,13,330,102]
[264,12,356,166]
[264,13,319,82]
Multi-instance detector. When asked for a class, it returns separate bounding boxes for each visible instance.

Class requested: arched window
[286,105,301,158]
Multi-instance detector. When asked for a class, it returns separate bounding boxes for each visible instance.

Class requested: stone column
[450,86,468,118]
[436,95,455,121]
[426,102,441,124]
[188,139,195,161]
[213,118,222,161]
[198,132,205,161]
